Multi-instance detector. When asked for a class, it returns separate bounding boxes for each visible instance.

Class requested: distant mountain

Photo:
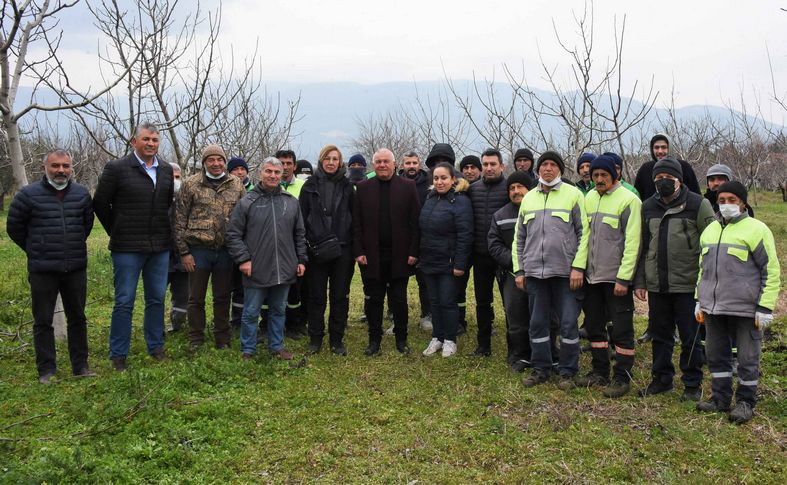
[13,81,781,162]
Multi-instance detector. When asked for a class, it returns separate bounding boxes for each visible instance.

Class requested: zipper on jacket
[60,196,67,272]
[710,224,725,315]
[272,193,282,284]
[683,218,692,250]
[540,191,549,279]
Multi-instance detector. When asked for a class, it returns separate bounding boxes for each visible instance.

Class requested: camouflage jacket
[174,171,246,254]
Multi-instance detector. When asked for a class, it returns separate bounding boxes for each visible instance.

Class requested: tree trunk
[53,293,67,341]
[3,116,29,189]
[781,181,787,202]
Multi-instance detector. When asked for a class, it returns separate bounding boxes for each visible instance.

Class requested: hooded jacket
[418,187,473,275]
[468,174,509,255]
[93,153,174,252]
[513,180,589,279]
[696,213,780,317]
[225,185,307,288]
[584,184,642,285]
[7,177,94,273]
[634,186,715,293]
[174,171,246,254]
[425,144,456,169]
[633,134,701,200]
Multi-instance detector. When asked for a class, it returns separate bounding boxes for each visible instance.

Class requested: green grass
[1,193,785,482]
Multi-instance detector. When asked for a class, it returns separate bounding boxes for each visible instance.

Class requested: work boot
[638,379,674,397]
[111,356,127,372]
[637,331,652,344]
[272,349,294,361]
[575,372,609,387]
[330,341,347,356]
[364,340,381,356]
[728,401,754,424]
[522,370,550,388]
[38,371,57,385]
[74,367,97,378]
[151,347,167,362]
[395,339,410,355]
[680,387,702,402]
[307,337,322,354]
[470,346,491,357]
[557,374,576,391]
[510,359,531,373]
[603,379,631,398]
[696,399,731,413]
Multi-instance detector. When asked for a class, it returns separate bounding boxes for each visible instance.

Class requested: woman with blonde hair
[299,145,355,355]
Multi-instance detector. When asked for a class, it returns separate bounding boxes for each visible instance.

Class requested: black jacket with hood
[633,134,701,200]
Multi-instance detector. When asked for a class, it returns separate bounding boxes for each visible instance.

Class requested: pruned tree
[0,0,133,189]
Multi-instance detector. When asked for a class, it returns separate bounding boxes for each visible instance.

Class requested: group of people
[6,123,780,425]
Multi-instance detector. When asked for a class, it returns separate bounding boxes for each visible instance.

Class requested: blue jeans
[424,272,459,341]
[109,251,169,358]
[240,284,289,354]
[526,277,581,376]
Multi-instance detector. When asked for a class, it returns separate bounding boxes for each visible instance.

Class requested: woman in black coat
[299,145,355,355]
[418,162,473,358]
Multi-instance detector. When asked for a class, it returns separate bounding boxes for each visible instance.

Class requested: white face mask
[173,179,182,193]
[46,176,69,191]
[539,176,561,187]
[205,171,226,180]
[719,203,741,220]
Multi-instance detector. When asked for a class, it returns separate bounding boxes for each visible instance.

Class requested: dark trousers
[583,283,635,382]
[187,247,234,347]
[424,272,459,341]
[307,246,355,345]
[363,258,409,343]
[472,252,502,350]
[285,276,306,332]
[456,256,472,329]
[527,277,581,376]
[29,269,89,376]
[230,267,244,327]
[414,269,431,317]
[647,292,705,389]
[168,270,189,329]
[705,314,761,406]
[501,272,531,363]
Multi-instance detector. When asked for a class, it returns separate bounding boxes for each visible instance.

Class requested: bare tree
[0,0,133,189]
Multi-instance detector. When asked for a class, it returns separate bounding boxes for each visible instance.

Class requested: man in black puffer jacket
[93,122,175,371]
[7,150,95,383]
[467,148,509,356]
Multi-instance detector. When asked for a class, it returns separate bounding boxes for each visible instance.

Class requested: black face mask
[655,178,677,198]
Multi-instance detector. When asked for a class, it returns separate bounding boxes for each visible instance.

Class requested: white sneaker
[441,340,457,358]
[422,338,443,356]
[384,324,395,336]
[420,314,433,331]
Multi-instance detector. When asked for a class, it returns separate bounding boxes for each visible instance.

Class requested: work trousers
[705,314,761,406]
[583,283,635,382]
[526,276,581,377]
[187,246,234,347]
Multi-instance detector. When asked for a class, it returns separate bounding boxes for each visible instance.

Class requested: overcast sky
[42,0,787,123]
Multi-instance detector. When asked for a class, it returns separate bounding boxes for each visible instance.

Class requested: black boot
[364,340,381,356]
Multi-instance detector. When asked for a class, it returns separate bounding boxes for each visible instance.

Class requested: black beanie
[717,181,748,204]
[295,160,313,176]
[536,151,565,174]
[514,148,534,162]
[425,143,456,169]
[459,155,481,171]
[590,155,618,180]
[576,152,596,174]
[227,156,249,174]
[506,170,536,191]
[653,156,683,182]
